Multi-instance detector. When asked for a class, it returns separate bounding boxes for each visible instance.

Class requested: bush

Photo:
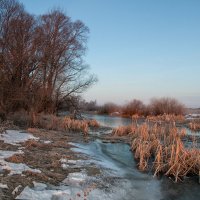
[122,99,145,116]
[149,97,185,115]
[99,103,120,114]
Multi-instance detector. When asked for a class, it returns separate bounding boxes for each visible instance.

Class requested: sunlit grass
[113,115,200,182]
[188,119,200,132]
[146,114,185,123]
[112,125,136,136]
[30,114,99,135]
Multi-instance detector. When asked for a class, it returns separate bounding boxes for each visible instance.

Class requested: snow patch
[1,161,41,175]
[61,163,69,169]
[17,178,162,200]
[43,140,52,144]
[0,150,20,159]
[59,158,67,163]
[16,183,80,200]
[59,157,94,170]
[62,172,87,186]
[0,130,38,145]
[12,185,22,195]
[0,183,8,189]
[185,114,200,119]
[0,150,41,175]
[33,181,47,191]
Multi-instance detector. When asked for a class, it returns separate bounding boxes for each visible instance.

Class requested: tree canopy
[0,0,97,114]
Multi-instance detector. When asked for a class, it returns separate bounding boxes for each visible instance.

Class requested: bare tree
[33,10,97,113]
[0,0,97,114]
[0,0,37,112]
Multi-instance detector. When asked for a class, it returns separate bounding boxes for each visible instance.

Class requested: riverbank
[0,125,114,199]
[0,115,200,200]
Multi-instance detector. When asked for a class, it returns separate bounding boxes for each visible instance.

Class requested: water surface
[72,139,200,200]
[84,113,132,128]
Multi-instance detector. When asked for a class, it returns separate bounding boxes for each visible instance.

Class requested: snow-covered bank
[0,130,41,176]
[0,151,41,175]
[0,126,199,200]
[0,130,38,145]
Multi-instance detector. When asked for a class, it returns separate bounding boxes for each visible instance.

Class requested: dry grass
[114,120,200,182]
[132,123,199,181]
[26,128,39,134]
[188,119,200,131]
[24,139,40,148]
[112,114,140,136]
[5,154,24,163]
[24,140,53,151]
[61,117,89,134]
[0,120,18,133]
[112,125,136,136]
[23,170,50,182]
[146,114,185,123]
[113,114,185,137]
[30,114,99,135]
[86,119,100,128]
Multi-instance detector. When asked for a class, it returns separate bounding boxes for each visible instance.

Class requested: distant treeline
[0,0,96,115]
[80,97,185,116]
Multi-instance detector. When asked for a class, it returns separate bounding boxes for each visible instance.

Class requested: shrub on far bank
[122,99,145,116]
[149,97,185,116]
[98,103,120,115]
[96,97,185,117]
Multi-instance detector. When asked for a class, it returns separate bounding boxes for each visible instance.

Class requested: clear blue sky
[19,0,200,107]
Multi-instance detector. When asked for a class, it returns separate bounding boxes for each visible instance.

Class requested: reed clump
[114,119,199,182]
[112,125,136,136]
[146,114,185,123]
[30,114,99,135]
[86,119,100,128]
[61,117,89,134]
[188,119,200,132]
[112,114,139,136]
[132,114,139,125]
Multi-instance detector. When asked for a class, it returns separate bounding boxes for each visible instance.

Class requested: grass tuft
[114,118,200,182]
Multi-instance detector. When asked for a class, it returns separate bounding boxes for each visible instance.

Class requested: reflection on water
[72,140,200,200]
[83,113,132,128]
[160,176,200,200]
[186,128,200,136]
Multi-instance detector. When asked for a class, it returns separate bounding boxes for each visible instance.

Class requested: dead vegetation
[30,114,99,135]
[146,114,185,123]
[5,154,24,163]
[131,123,200,182]
[0,120,18,133]
[188,119,200,132]
[0,127,91,199]
[113,125,136,136]
[112,115,200,182]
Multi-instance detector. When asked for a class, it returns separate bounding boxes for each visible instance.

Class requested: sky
[19,0,200,107]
